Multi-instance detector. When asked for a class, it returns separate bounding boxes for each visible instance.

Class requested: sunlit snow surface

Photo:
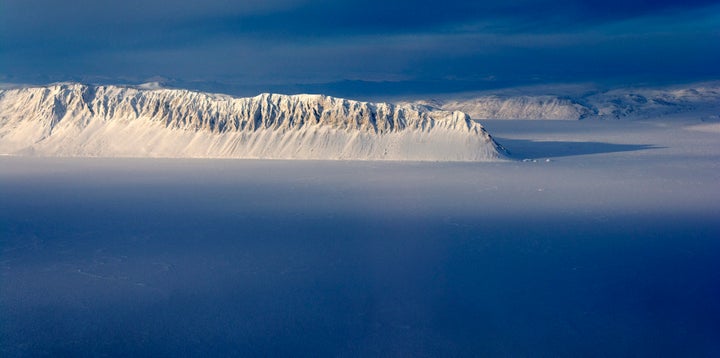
[1,120,719,356]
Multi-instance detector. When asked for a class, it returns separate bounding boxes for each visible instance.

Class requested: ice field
[1,119,719,356]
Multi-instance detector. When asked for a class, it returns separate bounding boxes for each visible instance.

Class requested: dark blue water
[2,159,719,356]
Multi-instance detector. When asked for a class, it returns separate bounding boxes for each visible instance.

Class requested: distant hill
[407,82,720,120]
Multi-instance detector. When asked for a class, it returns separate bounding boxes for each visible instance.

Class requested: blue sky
[1,0,719,96]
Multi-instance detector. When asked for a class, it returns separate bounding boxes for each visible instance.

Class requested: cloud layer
[1,0,718,96]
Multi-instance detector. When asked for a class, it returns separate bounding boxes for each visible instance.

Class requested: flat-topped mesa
[0,83,506,161]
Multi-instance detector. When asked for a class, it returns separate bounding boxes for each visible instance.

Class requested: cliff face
[0,84,505,161]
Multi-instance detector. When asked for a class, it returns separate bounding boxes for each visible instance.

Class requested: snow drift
[0,83,505,161]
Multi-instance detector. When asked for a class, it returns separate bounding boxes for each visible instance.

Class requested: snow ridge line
[0,83,506,161]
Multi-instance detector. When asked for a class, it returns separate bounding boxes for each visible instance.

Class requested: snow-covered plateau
[0,83,504,161]
[2,82,718,161]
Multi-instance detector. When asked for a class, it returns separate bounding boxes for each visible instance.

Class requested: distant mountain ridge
[0,83,506,161]
[410,83,720,120]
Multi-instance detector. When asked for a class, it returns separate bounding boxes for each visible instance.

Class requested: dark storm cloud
[1,0,718,95]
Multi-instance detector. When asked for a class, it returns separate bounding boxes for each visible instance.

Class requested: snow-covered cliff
[0,83,506,161]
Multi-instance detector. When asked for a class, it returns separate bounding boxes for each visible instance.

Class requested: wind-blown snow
[412,82,720,120]
[0,83,505,161]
